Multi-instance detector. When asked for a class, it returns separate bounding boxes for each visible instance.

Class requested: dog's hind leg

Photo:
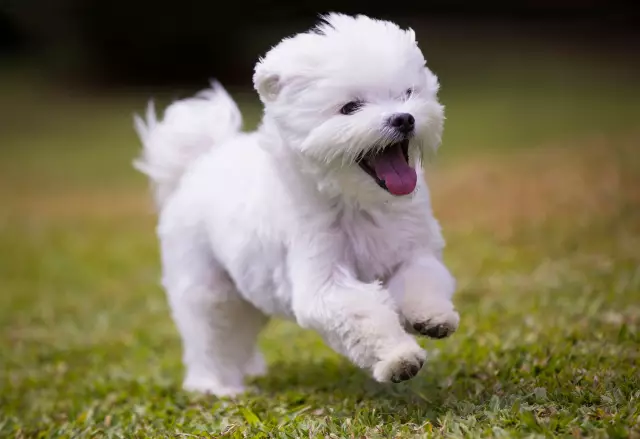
[244,348,268,378]
[159,222,268,397]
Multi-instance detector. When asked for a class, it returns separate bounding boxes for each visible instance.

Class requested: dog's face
[254,13,444,203]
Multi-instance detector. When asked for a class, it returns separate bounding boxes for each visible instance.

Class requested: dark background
[2,0,638,89]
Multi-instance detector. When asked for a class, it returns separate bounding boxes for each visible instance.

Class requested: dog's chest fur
[337,203,419,284]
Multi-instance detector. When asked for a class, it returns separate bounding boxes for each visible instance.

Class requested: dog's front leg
[388,252,460,339]
[288,239,426,383]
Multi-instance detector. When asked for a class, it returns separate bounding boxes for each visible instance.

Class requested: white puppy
[134,13,459,397]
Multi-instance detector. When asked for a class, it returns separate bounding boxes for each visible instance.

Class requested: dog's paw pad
[389,358,425,383]
[413,321,456,339]
[372,342,426,383]
[411,309,459,339]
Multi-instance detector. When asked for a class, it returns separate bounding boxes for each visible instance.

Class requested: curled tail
[134,81,242,207]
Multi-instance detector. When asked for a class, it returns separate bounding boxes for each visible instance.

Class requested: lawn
[1,47,639,438]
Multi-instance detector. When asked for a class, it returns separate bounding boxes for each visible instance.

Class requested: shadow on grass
[249,356,492,424]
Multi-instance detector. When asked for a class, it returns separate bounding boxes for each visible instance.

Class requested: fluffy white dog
[134,13,459,397]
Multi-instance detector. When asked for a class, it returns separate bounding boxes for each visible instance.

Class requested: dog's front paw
[407,303,460,339]
[372,341,427,383]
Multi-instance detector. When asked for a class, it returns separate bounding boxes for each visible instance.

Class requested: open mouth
[357,139,417,196]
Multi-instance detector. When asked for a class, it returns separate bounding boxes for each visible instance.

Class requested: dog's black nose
[389,113,415,134]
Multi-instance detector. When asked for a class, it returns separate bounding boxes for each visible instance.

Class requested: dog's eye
[340,101,363,115]
[405,88,413,98]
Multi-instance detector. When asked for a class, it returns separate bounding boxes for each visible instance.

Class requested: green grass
[1,48,640,438]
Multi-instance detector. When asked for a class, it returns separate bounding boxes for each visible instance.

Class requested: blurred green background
[1,2,639,437]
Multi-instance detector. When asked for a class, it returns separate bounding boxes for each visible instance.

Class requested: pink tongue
[371,145,417,196]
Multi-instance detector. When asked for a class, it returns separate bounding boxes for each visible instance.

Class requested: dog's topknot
[313,13,414,41]
[254,13,426,105]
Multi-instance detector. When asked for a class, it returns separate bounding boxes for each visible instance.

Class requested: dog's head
[254,13,444,203]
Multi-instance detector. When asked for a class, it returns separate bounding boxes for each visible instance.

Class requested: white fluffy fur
[134,13,459,397]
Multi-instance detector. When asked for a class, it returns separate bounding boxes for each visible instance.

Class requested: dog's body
[135,13,459,396]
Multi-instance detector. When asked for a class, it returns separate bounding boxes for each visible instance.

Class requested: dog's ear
[253,60,282,103]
